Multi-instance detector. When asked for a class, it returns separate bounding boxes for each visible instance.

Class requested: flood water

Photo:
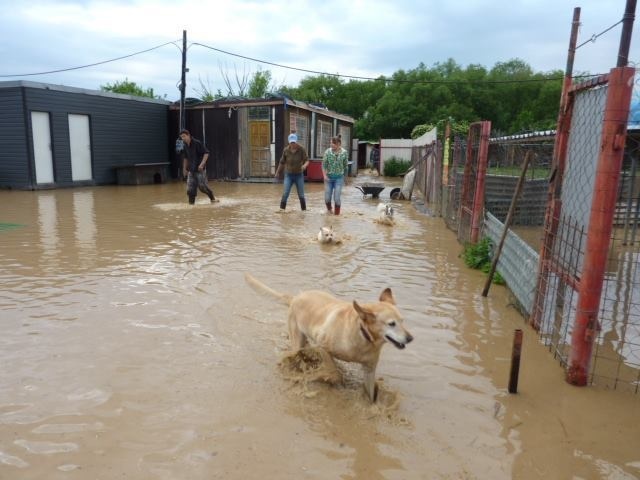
[1,174,639,480]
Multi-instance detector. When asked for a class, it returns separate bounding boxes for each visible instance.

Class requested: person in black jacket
[180,129,215,204]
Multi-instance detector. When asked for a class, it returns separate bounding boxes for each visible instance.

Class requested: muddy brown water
[1,175,638,480]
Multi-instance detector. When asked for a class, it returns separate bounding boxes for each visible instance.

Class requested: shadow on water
[0,175,638,479]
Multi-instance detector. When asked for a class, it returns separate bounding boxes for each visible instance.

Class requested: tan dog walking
[244,273,413,402]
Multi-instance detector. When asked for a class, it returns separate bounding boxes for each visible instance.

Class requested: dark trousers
[187,171,214,204]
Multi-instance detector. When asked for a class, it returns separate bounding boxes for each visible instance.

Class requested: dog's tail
[244,273,293,306]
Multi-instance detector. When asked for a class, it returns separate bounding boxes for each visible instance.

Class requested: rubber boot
[325,202,333,213]
[280,200,286,211]
[334,205,341,216]
[299,198,307,211]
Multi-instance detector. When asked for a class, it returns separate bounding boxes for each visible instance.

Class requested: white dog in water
[376,203,395,225]
[317,226,336,244]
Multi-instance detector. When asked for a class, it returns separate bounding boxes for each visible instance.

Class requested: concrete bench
[115,162,170,185]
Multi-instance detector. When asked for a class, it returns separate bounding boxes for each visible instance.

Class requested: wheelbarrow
[355,182,385,198]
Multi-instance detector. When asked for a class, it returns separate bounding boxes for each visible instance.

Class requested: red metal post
[457,123,479,242]
[567,67,635,386]
[529,8,580,329]
[470,121,491,243]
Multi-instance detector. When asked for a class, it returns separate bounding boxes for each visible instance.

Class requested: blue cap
[288,133,298,143]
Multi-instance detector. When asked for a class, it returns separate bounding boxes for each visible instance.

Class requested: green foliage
[276,57,562,141]
[100,78,161,99]
[280,74,344,106]
[411,118,470,142]
[462,237,505,284]
[411,124,434,139]
[191,56,564,140]
[248,68,273,98]
[383,157,411,177]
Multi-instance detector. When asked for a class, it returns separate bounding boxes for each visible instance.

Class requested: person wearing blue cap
[274,133,309,211]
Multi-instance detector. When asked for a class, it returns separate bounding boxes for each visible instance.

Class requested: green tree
[100,78,161,99]
[247,68,273,98]
[281,74,344,106]
[276,57,564,140]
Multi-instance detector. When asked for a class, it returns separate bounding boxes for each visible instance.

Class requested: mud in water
[278,347,406,426]
[0,175,639,479]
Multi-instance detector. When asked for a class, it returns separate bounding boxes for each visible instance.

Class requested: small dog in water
[317,226,336,244]
[376,203,395,225]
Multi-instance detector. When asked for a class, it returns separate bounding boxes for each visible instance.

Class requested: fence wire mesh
[592,128,640,391]
[443,137,465,231]
[532,81,607,374]
[531,71,640,392]
[486,136,554,228]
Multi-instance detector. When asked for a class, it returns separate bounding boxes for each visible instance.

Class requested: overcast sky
[1,0,638,101]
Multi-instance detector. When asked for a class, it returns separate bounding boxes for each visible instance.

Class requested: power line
[0,41,179,78]
[191,41,573,85]
[576,19,624,50]
[0,37,610,86]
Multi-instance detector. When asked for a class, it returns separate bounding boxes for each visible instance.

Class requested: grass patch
[462,237,505,285]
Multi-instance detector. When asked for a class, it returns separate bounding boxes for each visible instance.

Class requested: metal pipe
[179,30,187,131]
[565,8,581,77]
[508,329,523,394]
[617,0,637,67]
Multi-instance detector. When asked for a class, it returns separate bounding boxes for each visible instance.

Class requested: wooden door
[249,121,270,177]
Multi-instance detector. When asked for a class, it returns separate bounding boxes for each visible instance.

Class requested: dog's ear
[353,301,376,342]
[353,300,375,323]
[379,288,396,305]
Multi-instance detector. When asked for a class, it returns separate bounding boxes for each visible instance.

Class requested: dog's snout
[406,333,414,343]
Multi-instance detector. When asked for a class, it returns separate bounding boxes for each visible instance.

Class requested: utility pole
[175,29,188,179]
[179,29,187,131]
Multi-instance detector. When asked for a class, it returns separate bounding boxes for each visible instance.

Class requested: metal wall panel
[0,84,170,188]
[0,87,31,188]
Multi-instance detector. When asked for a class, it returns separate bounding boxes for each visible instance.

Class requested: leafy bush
[462,237,505,285]
[383,157,412,177]
[411,124,435,139]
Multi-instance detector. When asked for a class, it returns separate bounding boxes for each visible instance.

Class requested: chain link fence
[411,69,639,393]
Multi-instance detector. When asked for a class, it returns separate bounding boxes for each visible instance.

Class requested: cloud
[1,0,637,100]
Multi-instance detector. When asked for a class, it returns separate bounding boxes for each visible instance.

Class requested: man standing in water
[180,129,216,205]
[274,133,309,211]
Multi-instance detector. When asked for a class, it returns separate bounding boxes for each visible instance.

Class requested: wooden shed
[0,81,171,190]
[169,96,355,181]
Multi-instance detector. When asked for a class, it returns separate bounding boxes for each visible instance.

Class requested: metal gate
[457,121,491,244]
[529,67,637,389]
